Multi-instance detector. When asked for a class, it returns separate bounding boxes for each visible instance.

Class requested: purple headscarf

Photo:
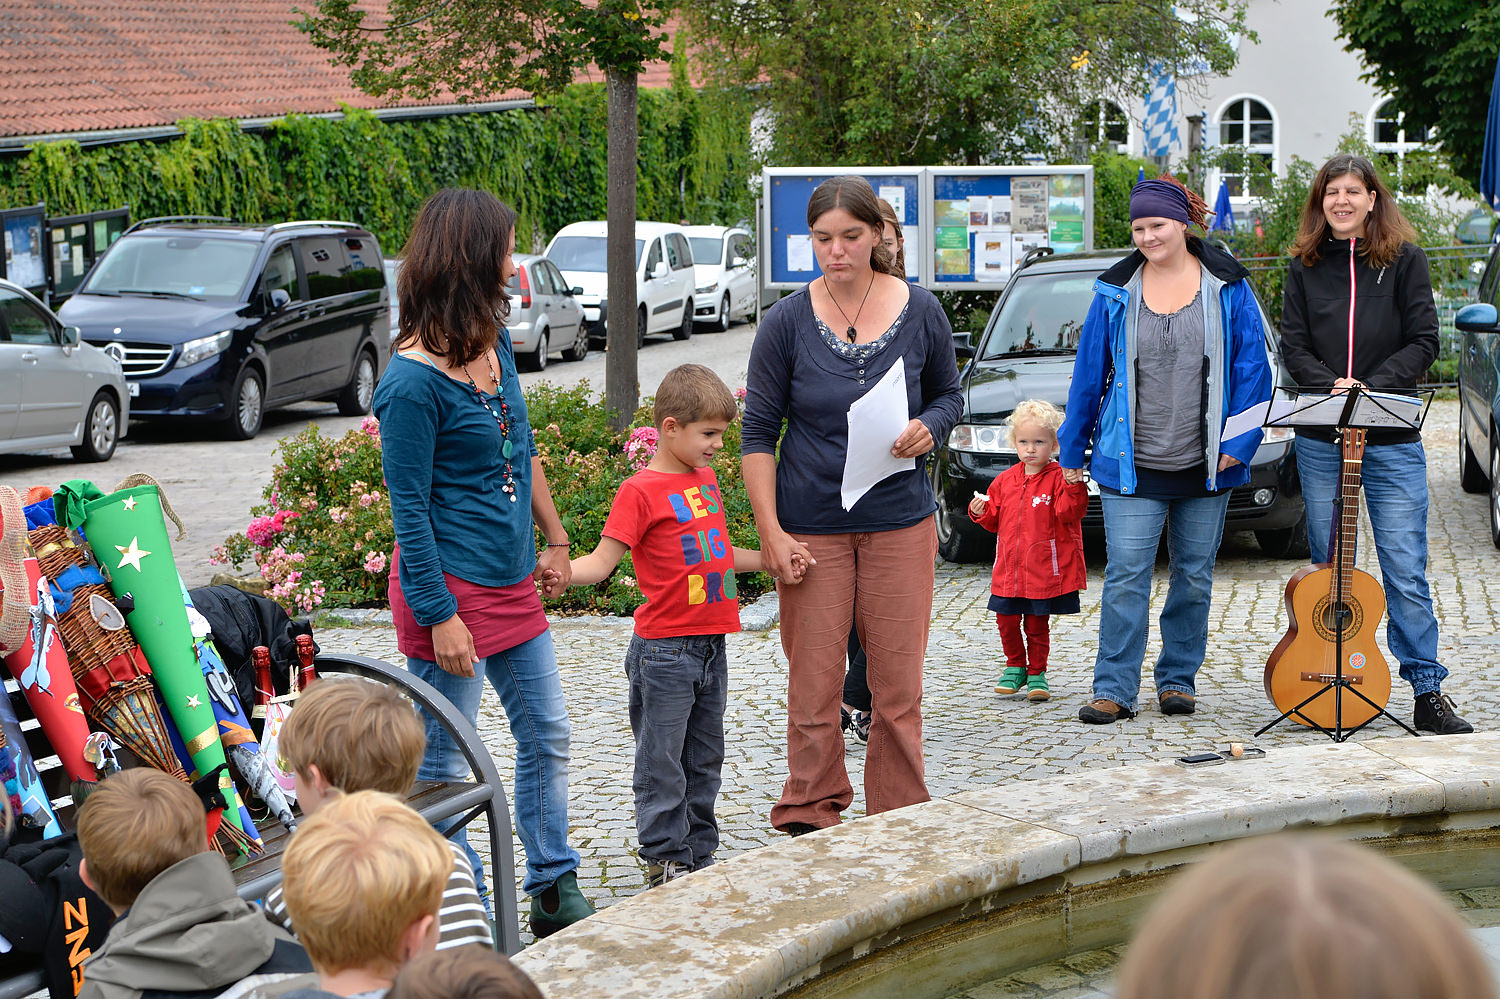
[1129,179,1192,224]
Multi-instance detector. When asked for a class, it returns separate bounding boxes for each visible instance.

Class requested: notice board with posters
[761,165,1093,292]
[761,168,924,289]
[1,203,48,296]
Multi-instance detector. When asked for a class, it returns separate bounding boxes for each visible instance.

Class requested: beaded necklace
[460,348,518,503]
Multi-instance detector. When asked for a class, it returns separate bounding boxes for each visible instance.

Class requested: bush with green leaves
[216,382,771,617]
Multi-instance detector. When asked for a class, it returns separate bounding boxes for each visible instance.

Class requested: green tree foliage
[0,86,756,256]
[1329,0,1500,189]
[680,0,1248,167]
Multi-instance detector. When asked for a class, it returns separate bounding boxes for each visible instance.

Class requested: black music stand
[1255,385,1430,742]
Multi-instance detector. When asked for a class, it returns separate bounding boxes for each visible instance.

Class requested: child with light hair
[1115,833,1496,999]
[968,398,1087,702]
[389,945,543,999]
[76,768,312,999]
[278,791,453,999]
[264,677,492,950]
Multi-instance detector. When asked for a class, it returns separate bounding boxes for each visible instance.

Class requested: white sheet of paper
[878,185,905,220]
[787,234,814,272]
[842,357,914,510]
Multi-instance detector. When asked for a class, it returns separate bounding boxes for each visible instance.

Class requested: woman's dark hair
[1289,155,1417,270]
[877,198,906,276]
[396,188,516,366]
[806,176,899,277]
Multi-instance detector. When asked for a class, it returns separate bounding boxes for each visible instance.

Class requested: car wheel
[562,320,589,362]
[336,349,378,416]
[1255,510,1310,559]
[673,303,693,341]
[637,307,647,349]
[931,457,989,563]
[521,328,549,372]
[714,292,732,332]
[1490,431,1500,550]
[225,366,264,440]
[70,391,119,462]
[1460,417,1489,493]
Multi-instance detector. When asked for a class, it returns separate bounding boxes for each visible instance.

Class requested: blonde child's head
[1005,399,1064,452]
[653,364,737,430]
[281,790,451,978]
[77,768,207,913]
[278,676,426,801]
[390,945,544,999]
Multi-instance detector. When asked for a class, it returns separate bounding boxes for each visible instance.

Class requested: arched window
[1369,98,1434,152]
[1216,97,1275,197]
[1080,100,1129,151]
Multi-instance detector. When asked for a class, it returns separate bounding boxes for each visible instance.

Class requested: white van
[545,221,696,346]
[684,225,756,332]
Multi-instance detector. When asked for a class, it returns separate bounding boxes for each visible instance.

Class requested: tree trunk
[604,66,640,432]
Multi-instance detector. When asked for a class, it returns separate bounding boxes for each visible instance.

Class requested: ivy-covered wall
[0,81,758,254]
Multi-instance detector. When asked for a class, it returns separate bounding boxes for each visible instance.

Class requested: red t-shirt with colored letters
[602,467,742,639]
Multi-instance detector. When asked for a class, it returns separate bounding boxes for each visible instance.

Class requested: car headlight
[947,424,1016,454]
[1262,425,1294,444]
[176,330,233,369]
[696,282,718,294]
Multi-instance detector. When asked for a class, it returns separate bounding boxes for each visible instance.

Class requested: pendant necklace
[461,349,519,503]
[824,273,875,343]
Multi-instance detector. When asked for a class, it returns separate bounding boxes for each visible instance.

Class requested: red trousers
[771,518,936,831]
[996,614,1051,674]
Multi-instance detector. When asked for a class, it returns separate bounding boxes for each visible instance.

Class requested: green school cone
[57,481,250,842]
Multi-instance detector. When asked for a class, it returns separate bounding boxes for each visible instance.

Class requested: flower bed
[216,382,772,616]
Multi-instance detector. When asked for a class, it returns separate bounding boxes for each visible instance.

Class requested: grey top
[1134,289,1205,471]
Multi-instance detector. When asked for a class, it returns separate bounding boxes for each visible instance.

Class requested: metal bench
[1,651,520,998]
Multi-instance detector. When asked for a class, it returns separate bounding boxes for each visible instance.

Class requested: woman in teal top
[372,188,591,939]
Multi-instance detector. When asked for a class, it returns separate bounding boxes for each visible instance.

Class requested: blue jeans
[408,628,581,899]
[624,633,728,869]
[1092,490,1230,711]
[1295,436,1447,696]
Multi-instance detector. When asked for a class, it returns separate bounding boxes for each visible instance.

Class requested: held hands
[534,545,572,598]
[764,531,815,586]
[1331,377,1365,395]
[890,419,935,459]
[1060,467,1084,484]
[432,614,479,677]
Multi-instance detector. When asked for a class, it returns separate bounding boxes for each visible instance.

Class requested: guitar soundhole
[1312,596,1363,641]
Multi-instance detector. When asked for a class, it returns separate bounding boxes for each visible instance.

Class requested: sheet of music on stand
[1263,388,1425,431]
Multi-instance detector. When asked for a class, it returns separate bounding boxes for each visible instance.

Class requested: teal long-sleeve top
[372,345,538,627]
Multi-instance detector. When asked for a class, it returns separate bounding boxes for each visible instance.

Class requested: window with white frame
[1080,100,1129,152]
[1216,98,1275,197]
[1369,98,1435,153]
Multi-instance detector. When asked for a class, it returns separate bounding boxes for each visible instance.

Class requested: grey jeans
[624,632,728,868]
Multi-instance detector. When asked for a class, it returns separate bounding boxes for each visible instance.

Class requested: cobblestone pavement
[314,399,1497,944]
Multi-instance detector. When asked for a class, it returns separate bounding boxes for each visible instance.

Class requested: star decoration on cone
[115,537,151,572]
[122,496,137,512]
[187,694,202,709]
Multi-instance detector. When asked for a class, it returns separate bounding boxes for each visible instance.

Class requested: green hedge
[0,81,758,253]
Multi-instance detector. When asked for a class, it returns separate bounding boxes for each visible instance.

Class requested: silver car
[0,278,129,461]
[506,254,588,371]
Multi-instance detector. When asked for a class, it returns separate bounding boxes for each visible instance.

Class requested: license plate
[127,382,140,397]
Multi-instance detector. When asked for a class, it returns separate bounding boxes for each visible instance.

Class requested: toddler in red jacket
[968,399,1088,702]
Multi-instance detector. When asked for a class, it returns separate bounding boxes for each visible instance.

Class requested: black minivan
[59,218,389,439]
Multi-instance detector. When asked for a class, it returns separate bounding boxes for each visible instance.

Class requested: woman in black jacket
[1280,154,1471,735]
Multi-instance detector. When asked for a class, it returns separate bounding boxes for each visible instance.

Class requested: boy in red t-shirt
[564,364,780,888]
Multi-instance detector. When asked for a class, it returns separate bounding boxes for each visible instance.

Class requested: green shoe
[994,666,1026,694]
[1026,672,1050,702]
[528,870,596,939]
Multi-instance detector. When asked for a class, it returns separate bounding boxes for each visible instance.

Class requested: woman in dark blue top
[371,188,591,939]
[742,176,962,835]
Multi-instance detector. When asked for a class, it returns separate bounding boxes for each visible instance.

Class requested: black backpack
[187,586,319,731]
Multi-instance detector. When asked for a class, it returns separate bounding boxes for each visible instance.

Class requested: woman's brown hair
[1289,154,1417,270]
[806,176,899,277]
[396,188,516,366]
[877,198,906,276]
[390,945,544,999]
[1114,834,1497,999]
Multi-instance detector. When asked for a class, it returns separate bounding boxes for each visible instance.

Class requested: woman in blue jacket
[1059,177,1272,724]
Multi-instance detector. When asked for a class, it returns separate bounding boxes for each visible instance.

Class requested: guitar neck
[1332,429,1367,593]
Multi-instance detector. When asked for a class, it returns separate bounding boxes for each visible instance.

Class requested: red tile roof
[0,0,679,140]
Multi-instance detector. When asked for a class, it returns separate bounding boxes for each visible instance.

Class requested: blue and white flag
[1143,66,1180,158]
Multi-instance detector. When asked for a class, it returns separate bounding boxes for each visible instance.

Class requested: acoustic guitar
[1263,429,1392,728]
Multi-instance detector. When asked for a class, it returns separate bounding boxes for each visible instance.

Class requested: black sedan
[930,249,1307,563]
